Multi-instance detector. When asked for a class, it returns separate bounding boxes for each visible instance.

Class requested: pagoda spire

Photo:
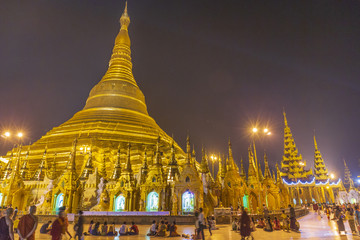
[343,159,354,190]
[124,143,132,172]
[227,139,236,171]
[186,134,191,165]
[247,146,257,179]
[240,157,246,178]
[169,142,178,166]
[33,146,47,181]
[139,149,149,184]
[167,143,180,182]
[313,135,329,181]
[263,152,272,179]
[276,163,282,183]
[11,145,22,178]
[68,139,77,172]
[47,152,58,180]
[200,147,210,173]
[20,147,30,180]
[110,145,122,180]
[281,111,311,181]
[2,150,14,180]
[81,148,94,180]
[154,137,162,166]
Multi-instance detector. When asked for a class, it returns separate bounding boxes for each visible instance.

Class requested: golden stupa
[3,2,185,177]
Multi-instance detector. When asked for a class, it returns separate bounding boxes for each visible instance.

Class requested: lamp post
[210,154,217,178]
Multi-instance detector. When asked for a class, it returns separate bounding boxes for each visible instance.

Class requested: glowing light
[267,132,271,135]
[4,132,10,137]
[17,132,23,138]
[357,179,360,184]
[252,127,258,133]
[330,173,335,179]
[264,128,268,133]
[299,162,305,166]
[87,147,91,151]
[80,147,84,151]
[210,155,217,161]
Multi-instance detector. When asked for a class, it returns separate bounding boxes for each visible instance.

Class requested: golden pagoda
[2,2,185,179]
[0,3,191,212]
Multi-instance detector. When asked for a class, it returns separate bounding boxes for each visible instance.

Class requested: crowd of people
[229,204,300,240]
[312,202,360,235]
[1,202,360,240]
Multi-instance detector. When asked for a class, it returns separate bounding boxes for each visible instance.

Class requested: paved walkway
[27,212,360,240]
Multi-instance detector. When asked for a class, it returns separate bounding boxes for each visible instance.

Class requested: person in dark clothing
[239,209,251,240]
[289,205,296,230]
[40,221,52,234]
[74,211,84,240]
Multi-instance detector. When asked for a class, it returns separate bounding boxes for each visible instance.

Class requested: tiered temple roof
[281,111,313,182]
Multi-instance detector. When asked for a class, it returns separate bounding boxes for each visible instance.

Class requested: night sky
[1,1,359,179]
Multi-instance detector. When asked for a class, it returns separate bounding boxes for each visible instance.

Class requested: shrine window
[186,176,190,182]
[152,177,156,182]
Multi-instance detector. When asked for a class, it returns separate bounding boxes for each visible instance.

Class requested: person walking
[335,206,345,235]
[197,208,205,240]
[263,204,269,220]
[0,208,14,240]
[74,211,84,240]
[239,208,252,240]
[17,206,38,240]
[50,210,68,240]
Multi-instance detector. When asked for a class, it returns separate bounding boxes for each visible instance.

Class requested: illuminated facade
[0,4,351,215]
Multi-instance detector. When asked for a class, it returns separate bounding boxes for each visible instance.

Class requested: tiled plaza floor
[25,212,360,240]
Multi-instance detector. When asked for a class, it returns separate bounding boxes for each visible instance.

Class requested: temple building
[280,111,342,205]
[0,3,354,215]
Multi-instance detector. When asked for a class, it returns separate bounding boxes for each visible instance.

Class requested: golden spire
[227,138,236,171]
[186,134,191,164]
[111,145,122,180]
[124,143,132,171]
[20,147,30,180]
[283,109,288,126]
[313,134,318,150]
[169,142,177,166]
[200,146,210,173]
[263,152,271,179]
[100,153,107,179]
[240,157,246,178]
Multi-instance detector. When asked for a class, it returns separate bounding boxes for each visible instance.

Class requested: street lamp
[2,131,25,144]
[210,154,217,177]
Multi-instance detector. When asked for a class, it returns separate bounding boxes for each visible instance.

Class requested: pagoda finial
[263,152,271,179]
[120,1,130,29]
[314,134,318,150]
[283,109,288,126]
